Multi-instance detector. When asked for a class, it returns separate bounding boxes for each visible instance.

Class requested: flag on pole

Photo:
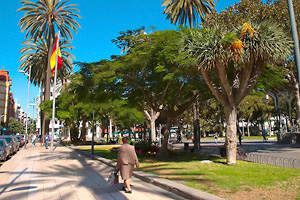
[50,35,63,76]
[50,31,61,152]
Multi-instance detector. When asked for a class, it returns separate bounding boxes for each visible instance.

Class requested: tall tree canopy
[162,0,217,28]
[18,0,81,137]
[19,37,75,87]
[180,21,292,164]
[111,29,205,156]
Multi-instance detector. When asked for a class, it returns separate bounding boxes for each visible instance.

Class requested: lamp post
[18,66,32,149]
[287,0,300,91]
[91,101,95,154]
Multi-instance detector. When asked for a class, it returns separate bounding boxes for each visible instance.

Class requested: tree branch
[234,54,254,104]
[201,69,228,106]
[236,55,266,105]
[216,59,234,106]
[160,79,171,103]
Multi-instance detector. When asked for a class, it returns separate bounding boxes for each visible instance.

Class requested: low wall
[245,153,300,169]
[278,132,300,144]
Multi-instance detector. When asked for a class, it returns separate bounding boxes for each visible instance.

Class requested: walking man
[44,133,50,149]
[31,134,36,146]
[214,133,218,145]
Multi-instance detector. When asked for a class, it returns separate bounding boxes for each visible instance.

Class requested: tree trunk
[225,106,237,165]
[150,119,155,141]
[178,121,184,140]
[247,119,250,137]
[143,121,147,141]
[144,108,161,142]
[193,103,200,152]
[81,118,86,144]
[70,124,79,143]
[295,81,300,129]
[42,26,53,141]
[156,122,171,158]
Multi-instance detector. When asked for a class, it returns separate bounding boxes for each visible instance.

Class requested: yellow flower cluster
[230,39,245,60]
[229,23,256,61]
[241,23,256,38]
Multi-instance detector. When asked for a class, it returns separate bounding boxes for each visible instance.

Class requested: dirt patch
[227,187,297,200]
[217,180,299,200]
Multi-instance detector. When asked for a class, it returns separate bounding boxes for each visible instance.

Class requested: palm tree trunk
[42,27,54,140]
[188,2,193,28]
[225,105,237,165]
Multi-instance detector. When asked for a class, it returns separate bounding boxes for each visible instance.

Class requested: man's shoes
[122,186,126,191]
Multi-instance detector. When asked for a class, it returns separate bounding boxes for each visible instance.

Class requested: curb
[66,144,225,200]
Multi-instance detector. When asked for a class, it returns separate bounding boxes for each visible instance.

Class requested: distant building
[0,68,15,127]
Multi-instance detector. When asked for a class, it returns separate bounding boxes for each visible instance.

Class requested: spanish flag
[50,35,63,76]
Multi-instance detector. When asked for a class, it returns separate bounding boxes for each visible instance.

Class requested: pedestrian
[116,137,140,194]
[214,133,218,145]
[44,133,50,149]
[239,134,242,145]
[177,134,182,143]
[262,131,267,142]
[31,134,36,146]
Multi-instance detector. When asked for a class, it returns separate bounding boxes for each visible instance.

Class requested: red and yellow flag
[50,35,63,76]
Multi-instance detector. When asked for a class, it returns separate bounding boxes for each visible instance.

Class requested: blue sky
[0,0,238,118]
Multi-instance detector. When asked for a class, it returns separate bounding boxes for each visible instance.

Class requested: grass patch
[78,145,300,199]
[205,136,277,140]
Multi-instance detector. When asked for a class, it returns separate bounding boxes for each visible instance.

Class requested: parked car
[13,137,20,151]
[0,135,18,154]
[0,139,10,161]
[15,135,25,147]
[18,134,28,144]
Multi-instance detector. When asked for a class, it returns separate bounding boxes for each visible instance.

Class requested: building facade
[0,68,15,127]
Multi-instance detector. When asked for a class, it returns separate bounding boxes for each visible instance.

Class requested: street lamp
[91,101,95,154]
[18,66,32,149]
[287,0,300,93]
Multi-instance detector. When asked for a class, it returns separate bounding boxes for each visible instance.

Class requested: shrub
[134,141,158,156]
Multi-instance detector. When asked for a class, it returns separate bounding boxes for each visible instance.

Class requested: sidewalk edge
[66,144,225,200]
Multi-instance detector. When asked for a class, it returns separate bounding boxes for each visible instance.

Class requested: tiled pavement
[0,142,187,200]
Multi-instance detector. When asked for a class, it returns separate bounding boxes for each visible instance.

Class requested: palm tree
[180,22,292,164]
[19,37,75,137]
[18,0,80,136]
[19,37,75,87]
[18,0,80,41]
[162,0,216,152]
[161,0,216,28]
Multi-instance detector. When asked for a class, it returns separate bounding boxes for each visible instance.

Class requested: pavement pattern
[0,142,224,200]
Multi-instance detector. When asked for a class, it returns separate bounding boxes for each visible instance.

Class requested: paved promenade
[0,142,224,200]
[0,142,187,200]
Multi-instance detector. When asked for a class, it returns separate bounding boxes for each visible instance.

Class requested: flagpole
[51,31,60,152]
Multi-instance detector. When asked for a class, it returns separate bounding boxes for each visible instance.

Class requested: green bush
[134,140,158,155]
